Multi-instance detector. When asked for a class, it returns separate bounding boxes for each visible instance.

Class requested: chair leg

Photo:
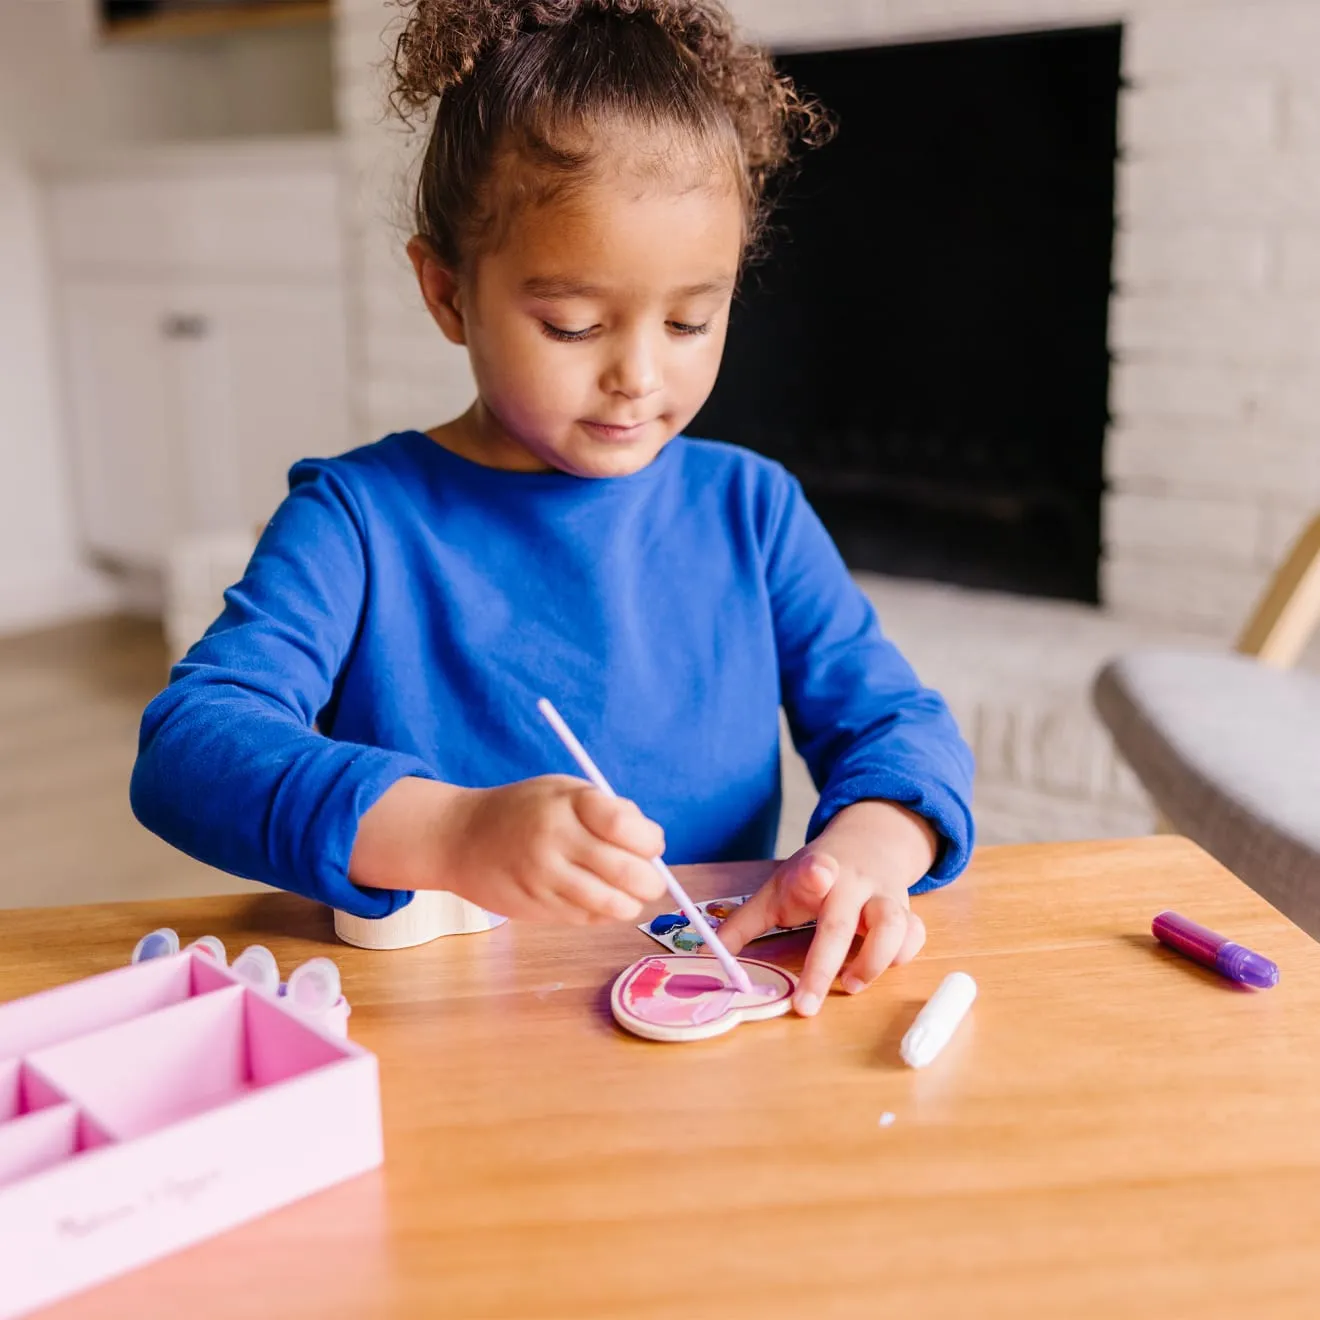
[1236,512,1320,668]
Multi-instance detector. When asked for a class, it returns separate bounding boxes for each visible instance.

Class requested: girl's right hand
[429,775,668,924]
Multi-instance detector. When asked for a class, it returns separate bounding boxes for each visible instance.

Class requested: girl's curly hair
[389,0,831,267]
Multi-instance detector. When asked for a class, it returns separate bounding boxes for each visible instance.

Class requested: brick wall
[334,0,1320,638]
[1112,3,1320,636]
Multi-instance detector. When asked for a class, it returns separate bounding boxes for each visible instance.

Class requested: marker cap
[1216,942,1280,989]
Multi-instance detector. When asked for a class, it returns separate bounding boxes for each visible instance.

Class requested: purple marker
[1152,911,1280,989]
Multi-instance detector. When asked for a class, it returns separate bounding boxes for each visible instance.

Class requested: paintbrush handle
[537,699,754,994]
[649,859,754,992]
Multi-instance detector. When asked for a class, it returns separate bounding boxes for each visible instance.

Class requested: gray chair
[1094,515,1320,937]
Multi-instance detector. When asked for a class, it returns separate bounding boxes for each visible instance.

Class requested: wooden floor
[0,616,258,909]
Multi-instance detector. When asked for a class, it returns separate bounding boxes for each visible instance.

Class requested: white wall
[0,154,91,633]
[0,0,335,634]
[335,1,469,443]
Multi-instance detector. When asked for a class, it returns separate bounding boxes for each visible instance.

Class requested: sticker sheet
[638,893,816,954]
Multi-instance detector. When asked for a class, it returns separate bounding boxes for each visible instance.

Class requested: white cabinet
[198,282,351,528]
[59,281,191,566]
[46,140,351,570]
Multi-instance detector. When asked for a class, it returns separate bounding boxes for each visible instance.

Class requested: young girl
[131,0,975,1018]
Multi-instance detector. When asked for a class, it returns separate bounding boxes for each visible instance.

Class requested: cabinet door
[59,281,191,565]
[60,279,352,565]
[193,283,353,530]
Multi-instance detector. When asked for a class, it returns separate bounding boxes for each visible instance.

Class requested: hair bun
[391,0,833,265]
[390,1,767,117]
[390,0,493,115]
[390,1,597,117]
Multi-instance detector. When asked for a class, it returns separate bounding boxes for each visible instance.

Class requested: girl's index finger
[795,885,866,1016]
[710,885,776,956]
[717,851,837,958]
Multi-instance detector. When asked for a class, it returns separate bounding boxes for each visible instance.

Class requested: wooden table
[6,836,1320,1319]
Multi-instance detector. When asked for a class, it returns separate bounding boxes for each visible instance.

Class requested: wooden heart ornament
[610,954,797,1043]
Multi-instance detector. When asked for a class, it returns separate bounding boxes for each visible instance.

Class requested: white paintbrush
[537,699,754,995]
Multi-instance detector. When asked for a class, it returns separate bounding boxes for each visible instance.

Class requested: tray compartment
[0,960,379,1320]
[26,984,351,1141]
[0,1058,73,1121]
[0,951,232,1063]
[0,1105,113,1191]
[0,1105,79,1189]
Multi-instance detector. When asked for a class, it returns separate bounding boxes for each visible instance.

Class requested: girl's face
[411,151,745,478]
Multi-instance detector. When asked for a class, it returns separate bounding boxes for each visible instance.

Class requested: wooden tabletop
[6,836,1320,1319]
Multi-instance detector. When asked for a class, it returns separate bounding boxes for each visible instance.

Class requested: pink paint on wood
[611,954,797,1043]
[665,974,728,999]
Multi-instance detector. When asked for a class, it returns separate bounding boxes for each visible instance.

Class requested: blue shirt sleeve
[129,464,436,917]
[764,472,976,890]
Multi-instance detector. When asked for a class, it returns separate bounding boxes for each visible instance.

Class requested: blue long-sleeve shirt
[131,432,975,919]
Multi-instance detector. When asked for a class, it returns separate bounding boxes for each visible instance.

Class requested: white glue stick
[900,972,978,1069]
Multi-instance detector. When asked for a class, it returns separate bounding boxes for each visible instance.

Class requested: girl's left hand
[714,801,937,1017]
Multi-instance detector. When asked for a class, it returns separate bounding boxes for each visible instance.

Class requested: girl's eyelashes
[539,320,713,343]
[541,322,597,343]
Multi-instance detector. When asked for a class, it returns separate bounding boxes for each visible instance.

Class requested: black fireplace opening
[691,26,1122,603]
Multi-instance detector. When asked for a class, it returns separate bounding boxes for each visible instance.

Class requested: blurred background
[1,0,1317,909]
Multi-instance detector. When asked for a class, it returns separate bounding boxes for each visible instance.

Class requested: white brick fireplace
[332,0,1320,847]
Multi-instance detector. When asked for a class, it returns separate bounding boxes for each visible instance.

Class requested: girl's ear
[407,236,466,346]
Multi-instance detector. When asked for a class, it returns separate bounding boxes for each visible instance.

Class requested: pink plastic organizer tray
[0,949,383,1318]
